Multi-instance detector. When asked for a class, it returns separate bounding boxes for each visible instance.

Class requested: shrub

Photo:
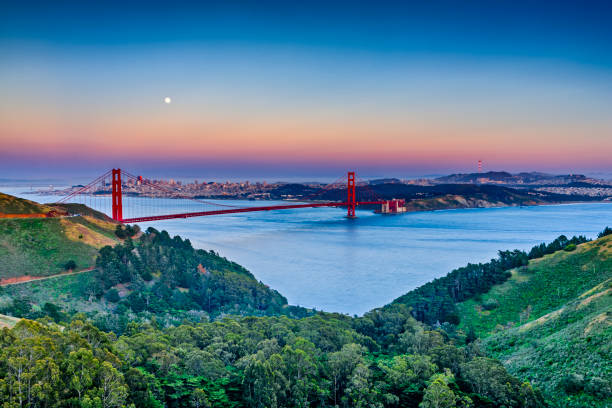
[105,288,121,303]
[8,298,33,317]
[560,373,585,394]
[42,302,63,321]
[585,376,612,399]
[563,243,577,252]
[445,312,460,325]
[482,298,499,310]
[141,270,153,281]
[115,224,140,239]
[115,225,127,239]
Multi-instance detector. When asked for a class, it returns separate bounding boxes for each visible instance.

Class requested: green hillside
[456,235,612,407]
[0,192,305,328]
[0,192,119,279]
[0,192,53,214]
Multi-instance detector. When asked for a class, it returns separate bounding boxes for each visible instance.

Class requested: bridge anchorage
[57,169,407,223]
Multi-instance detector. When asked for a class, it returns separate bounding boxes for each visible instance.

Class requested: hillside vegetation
[0,225,547,408]
[388,234,588,325]
[0,227,311,331]
[0,308,546,408]
[0,192,119,279]
[456,234,612,407]
[0,191,608,407]
[0,192,54,215]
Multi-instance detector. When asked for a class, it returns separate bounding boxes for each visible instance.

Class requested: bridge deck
[120,201,383,223]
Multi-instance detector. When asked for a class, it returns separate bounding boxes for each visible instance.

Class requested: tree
[465,326,477,344]
[9,297,32,317]
[345,363,383,408]
[460,357,516,406]
[430,345,465,376]
[241,354,286,408]
[191,388,211,408]
[124,368,163,408]
[105,289,121,303]
[115,225,127,239]
[328,343,366,407]
[184,349,226,379]
[281,339,318,408]
[598,226,612,238]
[419,372,457,408]
[64,259,77,271]
[379,354,437,404]
[99,361,128,408]
[66,348,99,401]
[42,302,64,321]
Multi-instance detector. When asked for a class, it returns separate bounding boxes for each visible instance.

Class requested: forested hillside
[0,192,609,407]
[0,215,549,407]
[387,235,589,325]
[0,309,545,407]
[1,227,308,331]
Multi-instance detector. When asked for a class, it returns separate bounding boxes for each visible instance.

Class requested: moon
[164,96,172,104]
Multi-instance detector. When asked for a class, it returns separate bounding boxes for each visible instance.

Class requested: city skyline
[2,1,612,180]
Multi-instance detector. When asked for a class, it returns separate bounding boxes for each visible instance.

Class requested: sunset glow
[2,1,611,180]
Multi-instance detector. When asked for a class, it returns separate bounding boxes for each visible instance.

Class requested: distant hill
[436,171,514,183]
[305,182,596,211]
[456,234,612,407]
[435,171,591,186]
[368,178,402,185]
[0,192,119,280]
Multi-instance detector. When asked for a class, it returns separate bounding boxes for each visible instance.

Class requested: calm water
[6,186,612,315]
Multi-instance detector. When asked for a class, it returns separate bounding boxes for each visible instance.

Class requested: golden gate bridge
[55,169,405,223]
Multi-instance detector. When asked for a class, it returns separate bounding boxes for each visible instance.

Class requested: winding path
[0,267,96,286]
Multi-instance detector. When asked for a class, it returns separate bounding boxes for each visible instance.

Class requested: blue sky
[1,1,611,181]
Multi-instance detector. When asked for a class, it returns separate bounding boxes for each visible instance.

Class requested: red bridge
[56,169,404,223]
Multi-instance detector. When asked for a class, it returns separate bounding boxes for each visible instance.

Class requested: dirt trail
[0,267,96,286]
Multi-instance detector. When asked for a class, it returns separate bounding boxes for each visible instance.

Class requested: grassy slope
[0,193,119,279]
[0,269,104,315]
[0,192,53,214]
[456,235,612,407]
[0,313,19,328]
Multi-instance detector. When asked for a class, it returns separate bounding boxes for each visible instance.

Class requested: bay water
[6,187,612,315]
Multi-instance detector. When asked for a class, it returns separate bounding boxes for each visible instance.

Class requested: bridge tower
[111,168,123,221]
[347,171,356,218]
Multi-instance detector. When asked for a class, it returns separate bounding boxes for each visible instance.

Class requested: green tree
[191,388,210,408]
[105,289,121,303]
[281,338,318,408]
[420,372,457,408]
[345,363,383,408]
[328,343,366,407]
[98,361,128,408]
[67,348,99,401]
[460,357,515,406]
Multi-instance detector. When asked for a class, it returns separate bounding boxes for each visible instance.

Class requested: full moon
[164,96,172,104]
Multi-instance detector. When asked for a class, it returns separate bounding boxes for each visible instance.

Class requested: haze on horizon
[1,0,612,181]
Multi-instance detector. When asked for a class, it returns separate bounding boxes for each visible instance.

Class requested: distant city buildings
[37,171,612,202]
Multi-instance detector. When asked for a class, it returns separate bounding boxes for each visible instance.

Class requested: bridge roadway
[120,201,383,223]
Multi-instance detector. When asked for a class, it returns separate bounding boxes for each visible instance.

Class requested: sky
[1,0,612,182]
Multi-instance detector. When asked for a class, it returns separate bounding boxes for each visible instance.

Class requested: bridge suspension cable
[54,168,405,223]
